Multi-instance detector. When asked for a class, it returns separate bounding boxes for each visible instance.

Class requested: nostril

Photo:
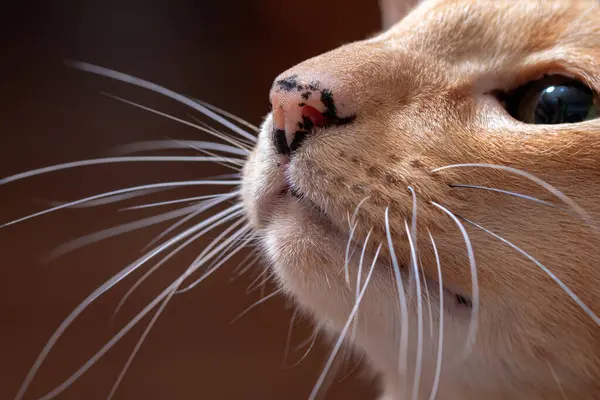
[300,105,325,128]
[270,74,357,156]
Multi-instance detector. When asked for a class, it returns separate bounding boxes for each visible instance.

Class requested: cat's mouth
[278,185,328,217]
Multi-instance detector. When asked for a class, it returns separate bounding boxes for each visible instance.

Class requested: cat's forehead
[383,0,598,58]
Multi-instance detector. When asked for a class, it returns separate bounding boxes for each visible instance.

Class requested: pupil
[534,85,594,124]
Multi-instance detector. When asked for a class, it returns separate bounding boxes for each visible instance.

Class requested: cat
[241,0,600,398]
[5,0,600,399]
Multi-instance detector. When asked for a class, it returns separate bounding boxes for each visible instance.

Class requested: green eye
[504,75,599,124]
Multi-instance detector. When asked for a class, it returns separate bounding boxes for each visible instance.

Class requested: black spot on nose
[273,129,290,155]
[275,75,299,92]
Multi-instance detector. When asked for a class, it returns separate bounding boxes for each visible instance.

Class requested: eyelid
[500,60,596,95]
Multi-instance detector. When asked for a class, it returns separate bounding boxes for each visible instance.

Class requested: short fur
[242,1,600,399]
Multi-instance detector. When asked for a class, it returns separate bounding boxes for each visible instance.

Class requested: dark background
[0,1,382,399]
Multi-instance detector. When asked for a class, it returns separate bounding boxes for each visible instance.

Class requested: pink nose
[269,75,355,155]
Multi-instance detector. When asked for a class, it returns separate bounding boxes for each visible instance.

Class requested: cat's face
[242,0,600,399]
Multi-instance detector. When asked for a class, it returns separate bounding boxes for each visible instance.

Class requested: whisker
[428,231,444,400]
[167,135,246,171]
[351,228,373,345]
[2,179,239,228]
[337,348,364,383]
[120,192,234,211]
[47,188,166,209]
[343,220,358,284]
[285,329,319,369]
[32,221,251,400]
[113,139,249,157]
[186,96,260,133]
[405,220,423,400]
[107,286,175,400]
[431,202,479,361]
[230,288,284,324]
[231,251,260,279]
[113,209,245,316]
[177,228,254,294]
[187,115,256,148]
[15,205,242,400]
[432,163,597,231]
[66,61,257,143]
[461,216,600,326]
[449,184,557,208]
[0,157,242,186]
[139,191,240,251]
[186,229,255,286]
[283,309,299,367]
[49,193,239,259]
[245,266,272,294]
[101,92,252,153]
[309,243,382,400]
[407,186,418,302]
[384,207,410,387]
[344,196,370,284]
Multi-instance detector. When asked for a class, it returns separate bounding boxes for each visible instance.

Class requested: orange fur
[242,1,600,398]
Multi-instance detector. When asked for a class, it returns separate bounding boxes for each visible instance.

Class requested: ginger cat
[6,0,600,399]
[242,0,600,398]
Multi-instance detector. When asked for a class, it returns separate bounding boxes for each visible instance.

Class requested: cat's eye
[502,75,599,124]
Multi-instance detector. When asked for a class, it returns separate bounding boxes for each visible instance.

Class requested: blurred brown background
[0,1,382,399]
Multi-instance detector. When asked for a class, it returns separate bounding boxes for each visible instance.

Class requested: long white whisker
[15,205,240,400]
[187,115,256,148]
[113,140,249,157]
[2,180,240,228]
[407,186,418,300]
[186,96,260,133]
[108,223,251,399]
[140,192,239,251]
[384,207,409,388]
[343,221,358,284]
[344,196,370,284]
[113,209,245,316]
[100,92,252,152]
[449,184,557,208]
[405,220,423,400]
[48,188,166,209]
[431,202,479,361]
[432,163,596,230]
[350,228,373,345]
[177,228,254,294]
[461,217,599,326]
[50,193,239,259]
[428,231,444,400]
[33,222,251,400]
[187,229,255,287]
[0,157,242,186]
[167,135,245,172]
[66,61,257,143]
[106,286,175,400]
[120,192,234,211]
[308,243,382,400]
[230,288,284,323]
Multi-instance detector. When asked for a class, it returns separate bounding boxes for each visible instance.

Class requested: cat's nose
[269,74,356,155]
